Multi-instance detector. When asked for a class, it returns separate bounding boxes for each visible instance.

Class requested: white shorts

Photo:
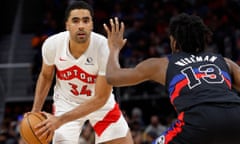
[51,95,129,144]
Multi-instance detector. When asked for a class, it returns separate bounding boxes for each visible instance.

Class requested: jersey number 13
[181,64,224,89]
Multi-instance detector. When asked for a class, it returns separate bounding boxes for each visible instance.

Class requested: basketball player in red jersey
[30,1,133,144]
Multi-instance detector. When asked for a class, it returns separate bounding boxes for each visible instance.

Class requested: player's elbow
[106,72,121,86]
[106,75,116,85]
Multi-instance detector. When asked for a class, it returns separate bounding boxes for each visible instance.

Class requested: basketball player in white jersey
[31,1,133,144]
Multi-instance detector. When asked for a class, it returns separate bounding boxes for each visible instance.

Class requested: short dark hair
[64,1,94,22]
[169,13,212,54]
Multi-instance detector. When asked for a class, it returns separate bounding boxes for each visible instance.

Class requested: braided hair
[169,13,212,54]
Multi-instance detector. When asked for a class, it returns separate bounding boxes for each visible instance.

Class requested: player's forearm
[106,50,121,84]
[32,73,53,112]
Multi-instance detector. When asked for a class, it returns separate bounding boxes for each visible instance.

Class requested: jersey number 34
[68,82,92,96]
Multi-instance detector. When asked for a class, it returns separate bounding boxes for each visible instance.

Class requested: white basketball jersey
[42,31,115,104]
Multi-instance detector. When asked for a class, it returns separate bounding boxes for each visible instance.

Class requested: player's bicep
[119,67,147,86]
[42,37,56,65]
[39,62,55,81]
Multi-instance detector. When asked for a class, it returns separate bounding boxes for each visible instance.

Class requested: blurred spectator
[144,115,167,136]
[0,118,18,144]
[130,107,145,131]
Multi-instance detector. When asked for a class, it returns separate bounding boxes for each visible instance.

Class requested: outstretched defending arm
[103,17,168,87]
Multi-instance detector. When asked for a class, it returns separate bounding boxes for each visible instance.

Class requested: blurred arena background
[0,0,240,143]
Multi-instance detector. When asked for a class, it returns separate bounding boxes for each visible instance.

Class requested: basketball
[19,112,48,144]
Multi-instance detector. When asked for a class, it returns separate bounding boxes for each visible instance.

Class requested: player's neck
[69,40,89,59]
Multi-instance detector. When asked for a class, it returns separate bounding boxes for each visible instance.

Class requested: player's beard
[74,31,90,43]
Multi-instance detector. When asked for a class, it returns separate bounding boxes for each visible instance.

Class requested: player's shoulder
[91,32,107,42]
[45,31,69,43]
[42,31,69,53]
[142,57,169,68]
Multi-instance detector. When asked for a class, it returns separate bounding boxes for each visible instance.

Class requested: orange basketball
[19,112,48,144]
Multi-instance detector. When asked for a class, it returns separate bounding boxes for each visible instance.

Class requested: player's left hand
[34,112,61,143]
[103,17,127,52]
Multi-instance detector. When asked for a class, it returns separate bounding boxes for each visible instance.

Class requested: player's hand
[34,112,61,143]
[103,17,127,52]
